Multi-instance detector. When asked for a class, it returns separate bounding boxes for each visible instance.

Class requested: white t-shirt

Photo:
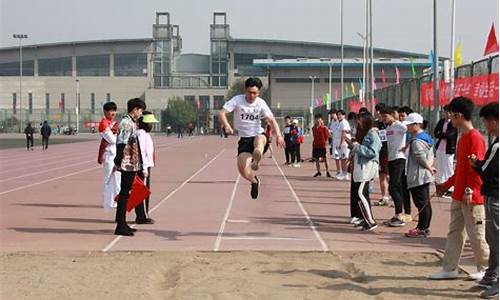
[223,95,273,137]
[332,119,351,147]
[386,121,407,161]
[437,120,449,153]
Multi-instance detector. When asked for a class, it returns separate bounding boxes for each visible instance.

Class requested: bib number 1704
[241,114,258,121]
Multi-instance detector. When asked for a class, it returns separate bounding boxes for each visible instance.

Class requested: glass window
[76,55,110,76]
[45,93,50,114]
[212,76,220,87]
[38,57,72,76]
[60,93,65,113]
[199,95,210,110]
[91,93,95,114]
[28,93,33,114]
[114,53,147,76]
[0,60,34,76]
[12,93,16,114]
[220,76,227,87]
[212,62,220,74]
[214,96,225,110]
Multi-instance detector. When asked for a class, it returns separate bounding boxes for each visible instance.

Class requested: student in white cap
[402,112,435,238]
[137,111,159,214]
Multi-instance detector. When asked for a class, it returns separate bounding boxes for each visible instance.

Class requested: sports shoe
[292,163,301,168]
[354,220,367,228]
[481,283,499,299]
[402,214,413,223]
[429,268,459,280]
[469,271,487,281]
[313,172,321,177]
[374,198,388,206]
[405,228,427,238]
[477,275,498,288]
[348,217,361,224]
[386,217,406,227]
[335,173,346,180]
[326,172,332,178]
[250,176,260,199]
[361,223,378,232]
[344,173,351,181]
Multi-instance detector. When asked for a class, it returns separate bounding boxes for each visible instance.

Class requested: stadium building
[0,12,437,132]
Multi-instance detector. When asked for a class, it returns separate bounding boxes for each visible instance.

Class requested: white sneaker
[335,173,345,180]
[469,271,486,281]
[343,173,351,181]
[294,163,301,168]
[349,217,361,224]
[429,269,459,280]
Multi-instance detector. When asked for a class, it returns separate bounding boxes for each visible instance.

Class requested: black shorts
[237,134,269,156]
[312,147,327,159]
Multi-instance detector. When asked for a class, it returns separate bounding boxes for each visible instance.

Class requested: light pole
[433,0,440,125]
[340,0,344,110]
[449,0,456,97]
[328,62,332,111]
[309,76,317,132]
[13,34,28,133]
[76,79,80,133]
[357,32,367,104]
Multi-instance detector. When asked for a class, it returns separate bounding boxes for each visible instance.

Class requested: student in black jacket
[469,102,498,299]
[40,121,52,150]
[434,105,458,186]
[24,123,34,151]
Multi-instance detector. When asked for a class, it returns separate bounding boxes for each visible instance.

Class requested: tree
[162,97,197,130]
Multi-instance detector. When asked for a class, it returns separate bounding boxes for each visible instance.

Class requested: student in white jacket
[137,111,159,214]
[97,102,121,211]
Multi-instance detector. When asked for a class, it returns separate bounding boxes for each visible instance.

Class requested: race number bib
[378,129,387,142]
[240,113,259,121]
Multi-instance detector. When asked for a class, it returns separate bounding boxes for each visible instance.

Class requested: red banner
[420,73,499,108]
[348,98,379,113]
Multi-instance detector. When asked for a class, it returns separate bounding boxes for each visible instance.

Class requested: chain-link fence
[314,54,499,136]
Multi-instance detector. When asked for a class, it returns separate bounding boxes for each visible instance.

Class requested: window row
[0,53,147,76]
[11,92,111,114]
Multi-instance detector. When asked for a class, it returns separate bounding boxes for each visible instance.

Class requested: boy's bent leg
[251,135,266,171]
[238,153,257,183]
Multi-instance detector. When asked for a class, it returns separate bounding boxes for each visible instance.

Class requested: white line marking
[0,166,100,195]
[222,236,313,241]
[213,174,241,252]
[0,160,95,182]
[272,156,329,252]
[226,219,250,223]
[102,148,226,252]
[0,140,193,195]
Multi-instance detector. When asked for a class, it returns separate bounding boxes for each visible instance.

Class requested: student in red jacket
[430,97,489,281]
[312,114,332,177]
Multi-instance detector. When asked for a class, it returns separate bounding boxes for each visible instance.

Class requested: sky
[1,0,499,62]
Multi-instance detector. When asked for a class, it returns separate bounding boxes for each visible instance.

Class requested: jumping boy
[218,77,285,199]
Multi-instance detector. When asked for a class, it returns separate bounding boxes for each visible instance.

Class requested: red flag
[484,23,499,56]
[335,88,339,100]
[395,66,400,84]
[196,99,201,109]
[381,69,387,88]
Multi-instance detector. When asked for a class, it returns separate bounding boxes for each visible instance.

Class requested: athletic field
[0,134,482,299]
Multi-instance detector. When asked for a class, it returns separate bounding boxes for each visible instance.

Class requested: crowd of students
[307,97,498,298]
[93,77,497,298]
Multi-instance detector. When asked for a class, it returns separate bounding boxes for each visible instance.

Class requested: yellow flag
[350,82,356,95]
[277,102,281,109]
[454,43,463,67]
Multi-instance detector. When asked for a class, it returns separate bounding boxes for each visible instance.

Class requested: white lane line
[222,236,313,241]
[0,166,100,196]
[213,174,241,252]
[0,139,197,195]
[226,219,250,223]
[0,160,95,182]
[272,156,329,252]
[102,148,226,252]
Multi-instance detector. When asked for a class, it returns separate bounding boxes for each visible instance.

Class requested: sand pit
[1,251,482,300]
